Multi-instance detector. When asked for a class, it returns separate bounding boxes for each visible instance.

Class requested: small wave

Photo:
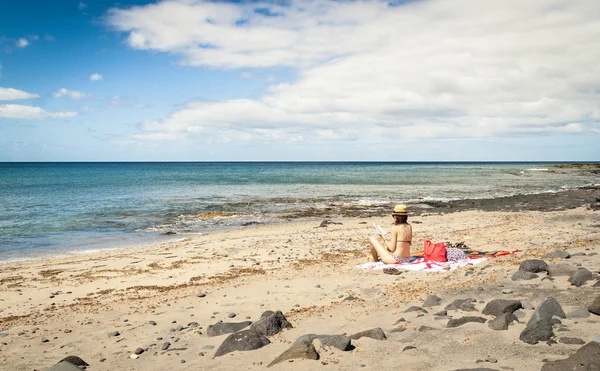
[525,168,549,171]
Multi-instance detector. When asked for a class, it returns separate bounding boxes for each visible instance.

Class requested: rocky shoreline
[284,185,600,219]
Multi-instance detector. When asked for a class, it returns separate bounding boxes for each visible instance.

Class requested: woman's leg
[368,237,397,264]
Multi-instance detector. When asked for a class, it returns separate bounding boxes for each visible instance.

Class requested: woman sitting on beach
[368,205,412,264]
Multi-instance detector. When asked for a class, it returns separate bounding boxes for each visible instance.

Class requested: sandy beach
[1,190,599,371]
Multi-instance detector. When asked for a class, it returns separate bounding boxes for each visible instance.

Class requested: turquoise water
[0,162,597,262]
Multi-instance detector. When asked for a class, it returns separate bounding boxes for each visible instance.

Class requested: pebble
[180,360,186,364]
[502,289,513,294]
[200,345,215,350]
[161,342,171,351]
[134,347,144,355]
[99,358,106,362]
[63,329,72,333]
[196,293,206,298]
[486,358,498,363]
[228,313,236,318]
[108,331,120,337]
[130,354,139,359]
[40,338,49,343]
[148,321,157,325]
[175,325,183,331]
[315,284,321,288]
[198,352,205,356]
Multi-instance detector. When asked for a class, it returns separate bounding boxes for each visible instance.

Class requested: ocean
[0,162,597,263]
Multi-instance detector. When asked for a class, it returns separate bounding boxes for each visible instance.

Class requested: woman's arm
[387,228,398,253]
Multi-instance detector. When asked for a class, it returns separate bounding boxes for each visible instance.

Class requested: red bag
[424,240,447,262]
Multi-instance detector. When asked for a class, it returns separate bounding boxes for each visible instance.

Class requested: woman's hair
[394,215,408,225]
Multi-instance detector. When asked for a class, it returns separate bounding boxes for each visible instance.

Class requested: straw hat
[392,204,408,216]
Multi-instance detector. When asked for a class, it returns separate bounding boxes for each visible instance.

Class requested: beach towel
[356,247,518,272]
[356,257,487,272]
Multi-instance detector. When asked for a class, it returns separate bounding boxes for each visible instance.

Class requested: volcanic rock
[214,330,270,357]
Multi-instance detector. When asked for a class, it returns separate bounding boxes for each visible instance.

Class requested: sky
[0,0,599,161]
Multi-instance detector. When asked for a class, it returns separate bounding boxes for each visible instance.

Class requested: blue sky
[0,0,599,161]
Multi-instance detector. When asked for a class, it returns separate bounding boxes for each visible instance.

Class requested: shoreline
[2,185,599,265]
[0,201,599,370]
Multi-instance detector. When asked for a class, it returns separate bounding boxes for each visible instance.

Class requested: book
[373,223,390,240]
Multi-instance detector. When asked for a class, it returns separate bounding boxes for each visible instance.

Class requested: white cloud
[79,2,87,10]
[16,38,29,48]
[0,87,39,101]
[0,104,77,119]
[53,88,90,99]
[108,0,600,143]
[89,73,102,81]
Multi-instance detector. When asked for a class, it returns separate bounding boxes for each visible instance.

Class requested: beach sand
[1,202,599,370]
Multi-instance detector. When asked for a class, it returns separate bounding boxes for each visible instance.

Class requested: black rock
[227,313,236,318]
[546,264,577,277]
[588,295,600,315]
[108,331,120,337]
[511,271,539,281]
[519,319,554,344]
[568,268,593,287]
[541,341,600,370]
[444,298,477,312]
[422,295,442,307]
[543,251,570,259]
[267,340,319,367]
[348,328,386,340]
[318,220,342,227]
[527,297,566,326]
[207,320,252,337]
[446,316,487,328]
[488,312,518,331]
[59,356,89,367]
[134,347,144,355]
[482,299,522,316]
[249,311,292,336]
[148,320,157,326]
[566,307,590,318]
[559,337,586,345]
[404,306,427,313]
[196,293,206,298]
[292,334,351,351]
[214,330,270,357]
[519,259,548,273]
